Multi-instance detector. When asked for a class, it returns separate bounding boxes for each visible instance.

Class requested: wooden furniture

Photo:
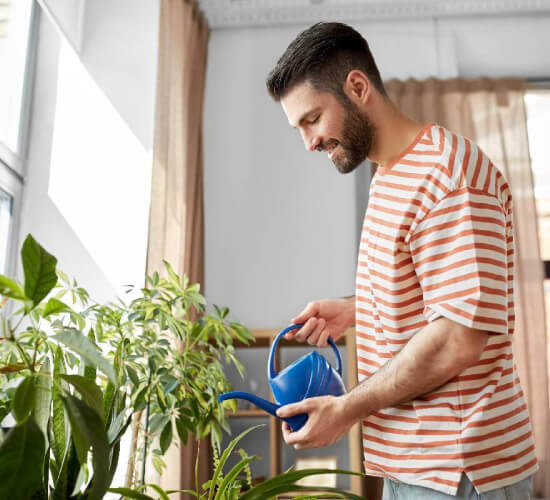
[226,328,365,497]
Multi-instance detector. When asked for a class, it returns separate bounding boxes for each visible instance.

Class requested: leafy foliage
[0,234,253,498]
[112,426,364,500]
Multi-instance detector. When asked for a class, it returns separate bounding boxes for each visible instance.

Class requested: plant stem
[125,409,144,488]
[140,370,153,487]
[195,439,200,499]
[5,314,34,371]
[31,331,40,373]
[12,338,34,371]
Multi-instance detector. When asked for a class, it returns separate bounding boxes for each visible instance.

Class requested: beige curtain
[147,0,210,497]
[385,78,550,497]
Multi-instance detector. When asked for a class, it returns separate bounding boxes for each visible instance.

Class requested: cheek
[326,116,345,139]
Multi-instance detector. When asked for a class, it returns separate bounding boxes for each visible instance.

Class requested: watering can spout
[219,391,279,416]
[218,391,307,432]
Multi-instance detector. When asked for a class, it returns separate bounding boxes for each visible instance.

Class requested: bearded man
[266,22,537,500]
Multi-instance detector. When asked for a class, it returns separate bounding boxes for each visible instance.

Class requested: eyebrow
[291,107,321,128]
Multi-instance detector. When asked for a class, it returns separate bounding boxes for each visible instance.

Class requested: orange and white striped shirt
[356,123,538,495]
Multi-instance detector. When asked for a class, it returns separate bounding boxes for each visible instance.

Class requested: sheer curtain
[385,77,550,497]
[147,0,210,496]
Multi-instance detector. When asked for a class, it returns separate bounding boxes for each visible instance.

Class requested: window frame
[0,159,23,276]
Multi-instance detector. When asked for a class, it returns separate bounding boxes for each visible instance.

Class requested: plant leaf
[147,483,170,500]
[175,416,188,445]
[165,489,199,498]
[70,463,88,497]
[33,360,52,439]
[12,375,36,423]
[54,329,116,385]
[51,440,70,500]
[107,410,127,444]
[60,374,104,420]
[208,425,263,500]
[239,469,364,500]
[51,347,67,467]
[215,455,256,499]
[61,395,110,500]
[22,234,58,306]
[0,275,25,300]
[63,401,89,466]
[159,421,173,454]
[107,487,154,500]
[43,298,71,317]
[53,443,80,500]
[162,260,180,287]
[0,417,46,499]
[149,414,170,434]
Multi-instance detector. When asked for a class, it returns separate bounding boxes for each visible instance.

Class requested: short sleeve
[409,187,511,335]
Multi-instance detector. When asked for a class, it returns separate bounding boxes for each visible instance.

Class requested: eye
[310,115,320,124]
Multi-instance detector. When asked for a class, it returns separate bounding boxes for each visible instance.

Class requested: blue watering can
[218,324,346,431]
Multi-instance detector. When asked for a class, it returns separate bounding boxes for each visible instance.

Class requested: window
[0,0,34,162]
[524,88,550,357]
[0,189,13,274]
[0,0,35,275]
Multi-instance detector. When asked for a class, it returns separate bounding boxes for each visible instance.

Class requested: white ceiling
[199,0,550,28]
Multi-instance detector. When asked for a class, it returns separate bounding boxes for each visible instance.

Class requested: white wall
[19,0,159,303]
[203,14,550,328]
[38,0,85,51]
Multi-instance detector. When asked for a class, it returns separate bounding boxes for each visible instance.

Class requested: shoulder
[431,125,513,214]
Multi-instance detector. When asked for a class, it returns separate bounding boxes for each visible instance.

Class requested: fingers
[284,427,309,447]
[306,318,326,346]
[318,327,331,347]
[293,317,318,343]
[282,421,292,441]
[282,419,318,448]
[291,301,319,325]
[276,400,309,418]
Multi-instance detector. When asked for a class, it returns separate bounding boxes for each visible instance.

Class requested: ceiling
[198,0,550,28]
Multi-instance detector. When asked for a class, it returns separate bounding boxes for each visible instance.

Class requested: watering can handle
[268,323,343,380]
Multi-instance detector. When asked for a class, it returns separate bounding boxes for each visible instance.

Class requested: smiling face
[281,81,375,174]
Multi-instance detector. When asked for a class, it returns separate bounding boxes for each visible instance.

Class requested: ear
[343,70,371,105]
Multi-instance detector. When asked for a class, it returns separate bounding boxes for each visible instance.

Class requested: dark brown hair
[266,22,386,102]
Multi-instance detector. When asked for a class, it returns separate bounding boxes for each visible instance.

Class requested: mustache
[315,138,339,152]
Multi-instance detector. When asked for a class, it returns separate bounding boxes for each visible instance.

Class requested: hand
[287,298,354,346]
[277,395,355,449]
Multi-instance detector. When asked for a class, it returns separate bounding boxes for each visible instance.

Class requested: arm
[343,317,488,421]
[277,317,489,448]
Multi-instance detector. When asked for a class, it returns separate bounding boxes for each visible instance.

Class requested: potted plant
[0,234,253,499]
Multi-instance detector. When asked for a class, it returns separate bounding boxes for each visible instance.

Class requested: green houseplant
[110,426,365,500]
[0,234,253,499]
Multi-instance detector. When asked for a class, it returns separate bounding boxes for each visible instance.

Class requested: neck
[366,98,425,174]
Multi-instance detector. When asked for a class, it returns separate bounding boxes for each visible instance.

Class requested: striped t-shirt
[356,123,538,495]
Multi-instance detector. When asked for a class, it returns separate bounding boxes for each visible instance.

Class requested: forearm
[344,317,488,421]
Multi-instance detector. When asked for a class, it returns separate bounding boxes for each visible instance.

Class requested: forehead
[280,82,334,127]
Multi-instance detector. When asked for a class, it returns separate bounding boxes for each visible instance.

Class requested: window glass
[525,90,550,261]
[525,89,550,366]
[0,188,12,274]
[0,0,33,155]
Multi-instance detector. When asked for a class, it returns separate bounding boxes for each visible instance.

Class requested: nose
[302,131,321,152]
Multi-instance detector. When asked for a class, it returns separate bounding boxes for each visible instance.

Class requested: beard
[320,97,375,174]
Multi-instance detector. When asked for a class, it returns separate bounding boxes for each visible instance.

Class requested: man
[265,22,537,499]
